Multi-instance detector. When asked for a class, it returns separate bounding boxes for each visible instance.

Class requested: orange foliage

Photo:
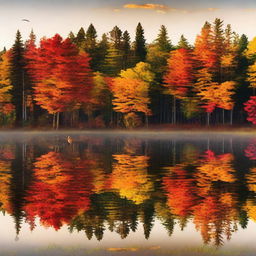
[24,151,94,230]
[194,22,217,70]
[110,154,152,204]
[163,48,194,99]
[162,165,198,217]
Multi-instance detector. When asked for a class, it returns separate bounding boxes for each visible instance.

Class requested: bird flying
[22,19,30,22]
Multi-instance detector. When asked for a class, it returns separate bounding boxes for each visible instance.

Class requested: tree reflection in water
[0,135,255,246]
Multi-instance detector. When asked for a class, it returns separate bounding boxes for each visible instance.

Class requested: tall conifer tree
[134,23,147,63]
[10,30,26,125]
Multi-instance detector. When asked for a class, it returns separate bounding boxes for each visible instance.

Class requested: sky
[1,0,256,49]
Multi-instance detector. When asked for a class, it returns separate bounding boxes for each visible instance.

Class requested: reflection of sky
[1,0,256,49]
[1,213,256,255]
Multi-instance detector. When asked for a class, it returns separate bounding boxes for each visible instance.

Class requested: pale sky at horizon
[1,0,256,49]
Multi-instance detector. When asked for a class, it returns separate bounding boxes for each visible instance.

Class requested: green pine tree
[85,23,98,70]
[155,25,172,52]
[134,23,147,63]
[68,31,76,44]
[10,30,26,126]
[177,35,191,49]
[75,27,86,49]
[121,30,131,69]
[110,26,122,49]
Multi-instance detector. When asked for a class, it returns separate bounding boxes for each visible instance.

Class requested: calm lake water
[1,131,256,256]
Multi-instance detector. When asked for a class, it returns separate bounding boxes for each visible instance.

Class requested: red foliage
[162,165,198,217]
[24,152,94,230]
[26,34,93,114]
[244,96,256,125]
[245,141,256,160]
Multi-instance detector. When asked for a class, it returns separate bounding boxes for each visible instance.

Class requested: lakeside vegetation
[1,18,256,129]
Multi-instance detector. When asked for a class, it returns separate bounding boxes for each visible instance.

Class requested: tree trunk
[207,112,210,126]
[172,96,176,125]
[53,113,56,129]
[230,109,233,125]
[222,109,225,125]
[145,114,149,128]
[56,112,60,130]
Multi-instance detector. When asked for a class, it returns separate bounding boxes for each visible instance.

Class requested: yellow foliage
[246,37,256,58]
[245,167,256,192]
[247,62,256,89]
[111,154,153,204]
[244,200,256,222]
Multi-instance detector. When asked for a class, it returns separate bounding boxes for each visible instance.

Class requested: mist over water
[0,132,256,255]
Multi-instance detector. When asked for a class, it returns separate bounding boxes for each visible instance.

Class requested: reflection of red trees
[245,141,256,160]
[196,150,235,196]
[24,152,94,230]
[162,165,198,218]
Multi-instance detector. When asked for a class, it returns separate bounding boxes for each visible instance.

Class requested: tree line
[0,18,256,129]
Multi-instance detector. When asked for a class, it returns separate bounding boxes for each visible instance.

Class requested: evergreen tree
[97,33,109,73]
[85,23,98,70]
[238,34,249,54]
[134,23,147,63]
[110,26,122,49]
[10,30,26,125]
[121,30,131,69]
[155,25,172,52]
[0,47,6,56]
[68,31,76,44]
[85,23,97,49]
[104,26,123,76]
[75,27,86,49]
[147,25,173,124]
[213,18,225,81]
[177,35,191,49]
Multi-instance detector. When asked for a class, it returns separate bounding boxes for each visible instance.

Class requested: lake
[0,131,256,256]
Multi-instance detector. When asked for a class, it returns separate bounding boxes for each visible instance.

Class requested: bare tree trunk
[172,96,176,125]
[56,112,60,130]
[222,109,225,125]
[53,113,56,129]
[207,112,210,126]
[230,109,233,125]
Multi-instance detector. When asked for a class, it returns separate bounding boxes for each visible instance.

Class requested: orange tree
[163,48,194,124]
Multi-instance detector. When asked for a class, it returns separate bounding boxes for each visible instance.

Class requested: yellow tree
[111,62,154,128]
[0,51,15,125]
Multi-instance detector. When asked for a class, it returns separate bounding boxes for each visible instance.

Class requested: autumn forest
[1,18,256,129]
